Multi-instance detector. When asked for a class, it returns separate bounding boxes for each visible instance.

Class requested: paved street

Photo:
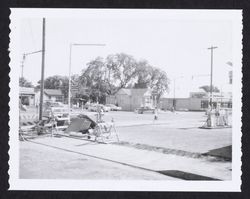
[20,110,232,180]
[98,111,231,154]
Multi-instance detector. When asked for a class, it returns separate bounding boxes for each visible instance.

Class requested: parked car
[102,105,111,112]
[88,104,98,112]
[134,106,155,114]
[105,104,122,111]
[88,104,110,112]
[43,107,69,120]
[44,101,66,108]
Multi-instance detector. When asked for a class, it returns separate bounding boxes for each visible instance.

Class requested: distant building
[106,88,154,111]
[19,87,35,106]
[35,89,64,105]
[160,89,232,111]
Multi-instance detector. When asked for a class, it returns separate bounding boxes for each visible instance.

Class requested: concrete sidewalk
[28,136,231,180]
[20,140,176,180]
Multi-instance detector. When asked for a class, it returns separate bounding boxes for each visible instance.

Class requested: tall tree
[106,53,138,93]
[80,53,170,103]
[134,60,153,88]
[19,77,34,88]
[199,85,220,93]
[37,75,69,100]
[81,57,109,103]
[149,67,169,101]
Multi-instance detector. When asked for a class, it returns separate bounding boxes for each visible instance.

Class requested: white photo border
[9,8,242,191]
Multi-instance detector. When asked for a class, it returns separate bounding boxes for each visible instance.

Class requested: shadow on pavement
[203,145,232,160]
[157,170,221,181]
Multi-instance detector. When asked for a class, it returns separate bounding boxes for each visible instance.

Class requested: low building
[35,89,64,105]
[106,88,154,111]
[19,87,35,106]
[160,90,232,111]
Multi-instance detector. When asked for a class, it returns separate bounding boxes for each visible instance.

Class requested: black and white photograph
[8,8,242,191]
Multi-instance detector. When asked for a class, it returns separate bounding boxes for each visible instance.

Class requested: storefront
[19,87,35,106]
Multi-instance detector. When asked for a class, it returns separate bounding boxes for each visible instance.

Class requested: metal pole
[68,44,72,122]
[21,54,25,79]
[208,46,217,110]
[39,18,46,121]
[210,47,213,109]
[173,79,176,110]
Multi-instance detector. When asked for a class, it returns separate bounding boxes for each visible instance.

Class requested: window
[55,96,63,102]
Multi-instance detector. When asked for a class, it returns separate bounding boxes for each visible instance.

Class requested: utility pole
[207,46,218,110]
[39,18,46,121]
[21,54,25,79]
[68,44,73,122]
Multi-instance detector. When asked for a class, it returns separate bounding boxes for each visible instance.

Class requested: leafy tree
[36,75,69,100]
[81,57,109,103]
[106,53,138,93]
[133,61,169,101]
[148,67,169,101]
[133,60,152,88]
[19,77,34,88]
[80,53,170,103]
[199,85,220,93]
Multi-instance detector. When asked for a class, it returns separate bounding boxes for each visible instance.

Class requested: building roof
[131,88,148,96]
[19,87,35,95]
[143,89,152,97]
[44,89,63,96]
[117,89,132,95]
[117,88,149,96]
[190,88,207,93]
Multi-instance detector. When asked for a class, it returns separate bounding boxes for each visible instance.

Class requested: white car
[88,104,98,112]
[105,104,122,111]
[88,104,111,112]
[43,107,69,120]
[102,105,111,112]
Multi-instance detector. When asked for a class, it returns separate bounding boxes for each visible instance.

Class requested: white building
[35,89,64,106]
[19,87,36,106]
[160,88,232,111]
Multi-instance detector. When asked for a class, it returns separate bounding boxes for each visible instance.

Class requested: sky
[18,10,236,97]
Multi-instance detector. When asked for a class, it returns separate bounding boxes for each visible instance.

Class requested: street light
[21,50,43,79]
[68,43,106,121]
[207,46,218,110]
[20,50,42,110]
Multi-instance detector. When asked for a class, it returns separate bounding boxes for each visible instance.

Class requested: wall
[106,89,152,111]
[160,98,174,110]
[116,94,132,111]
[189,98,204,111]
[106,95,116,105]
[175,98,190,111]
[160,98,204,111]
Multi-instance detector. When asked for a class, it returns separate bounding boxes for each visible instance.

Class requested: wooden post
[39,18,46,121]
